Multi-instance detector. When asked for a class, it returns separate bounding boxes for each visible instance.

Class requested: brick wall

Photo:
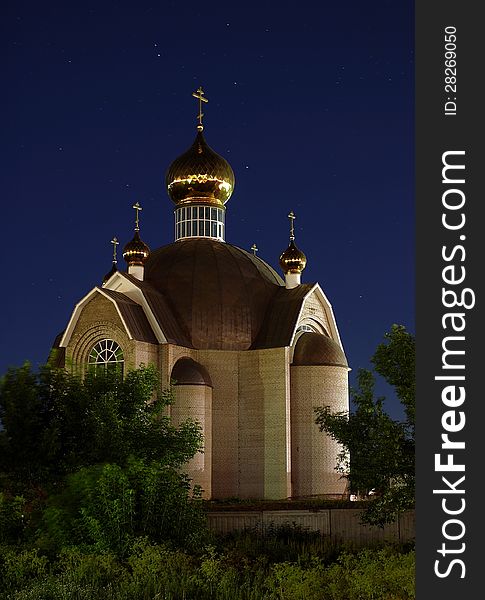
[172,383,212,496]
[67,294,137,371]
[290,365,349,496]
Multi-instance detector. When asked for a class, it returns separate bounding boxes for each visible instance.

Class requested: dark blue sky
[1,1,414,419]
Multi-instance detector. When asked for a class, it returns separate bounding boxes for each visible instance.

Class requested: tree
[0,364,207,551]
[315,325,415,526]
[0,364,202,490]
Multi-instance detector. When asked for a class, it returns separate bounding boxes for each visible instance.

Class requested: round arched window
[296,324,317,334]
[88,339,124,375]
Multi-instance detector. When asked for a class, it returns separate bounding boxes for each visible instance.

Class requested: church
[52,89,350,501]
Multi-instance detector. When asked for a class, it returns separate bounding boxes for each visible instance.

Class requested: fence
[207,509,415,545]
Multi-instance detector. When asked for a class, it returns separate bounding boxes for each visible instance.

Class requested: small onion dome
[279,240,307,274]
[122,231,150,267]
[166,130,235,207]
[293,332,348,368]
[171,357,212,387]
[102,263,118,284]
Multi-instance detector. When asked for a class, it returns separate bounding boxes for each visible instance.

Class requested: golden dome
[123,231,150,267]
[166,130,235,207]
[279,240,307,274]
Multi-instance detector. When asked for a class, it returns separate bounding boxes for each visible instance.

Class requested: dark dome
[123,232,150,266]
[279,240,307,274]
[165,130,235,207]
[144,238,283,350]
[292,332,348,367]
[171,357,212,386]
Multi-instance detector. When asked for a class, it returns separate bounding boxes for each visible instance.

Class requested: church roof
[171,357,213,386]
[121,274,192,347]
[292,332,348,367]
[100,289,158,344]
[252,283,315,349]
[108,246,325,351]
[59,242,340,354]
[141,238,284,350]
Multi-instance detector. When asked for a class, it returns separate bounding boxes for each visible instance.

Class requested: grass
[0,526,415,600]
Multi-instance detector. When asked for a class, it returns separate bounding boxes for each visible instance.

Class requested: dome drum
[175,204,225,241]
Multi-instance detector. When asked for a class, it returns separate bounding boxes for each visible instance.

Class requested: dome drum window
[88,339,124,374]
[175,205,225,241]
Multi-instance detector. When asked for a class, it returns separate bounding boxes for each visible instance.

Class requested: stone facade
[290,365,349,497]
[66,295,135,373]
[61,281,349,501]
[171,382,212,494]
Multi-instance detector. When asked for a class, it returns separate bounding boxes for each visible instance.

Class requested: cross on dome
[111,237,119,263]
[132,202,142,231]
[192,86,209,131]
[288,211,296,241]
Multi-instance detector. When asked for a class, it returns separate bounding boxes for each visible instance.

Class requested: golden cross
[132,202,142,231]
[192,86,209,130]
[111,237,119,263]
[288,211,296,240]
[251,243,258,256]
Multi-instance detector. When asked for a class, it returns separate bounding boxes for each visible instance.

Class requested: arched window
[88,339,124,375]
[296,324,317,333]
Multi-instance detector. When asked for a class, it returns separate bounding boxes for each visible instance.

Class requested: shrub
[0,546,48,595]
[0,493,27,545]
[39,458,208,556]
[0,541,415,600]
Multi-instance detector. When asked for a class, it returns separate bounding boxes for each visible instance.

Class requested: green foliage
[0,546,48,596]
[315,325,415,526]
[0,539,415,600]
[324,547,415,600]
[0,364,203,490]
[39,458,208,556]
[0,493,27,545]
[372,325,415,428]
[218,523,341,567]
[0,363,205,555]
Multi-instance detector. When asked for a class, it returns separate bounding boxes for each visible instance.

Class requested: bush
[326,547,415,600]
[217,523,341,568]
[0,546,48,596]
[39,458,208,557]
[0,494,27,545]
[0,539,415,600]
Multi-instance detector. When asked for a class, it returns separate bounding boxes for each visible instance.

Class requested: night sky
[1,1,414,419]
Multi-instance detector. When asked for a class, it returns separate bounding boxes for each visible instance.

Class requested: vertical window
[175,205,225,240]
